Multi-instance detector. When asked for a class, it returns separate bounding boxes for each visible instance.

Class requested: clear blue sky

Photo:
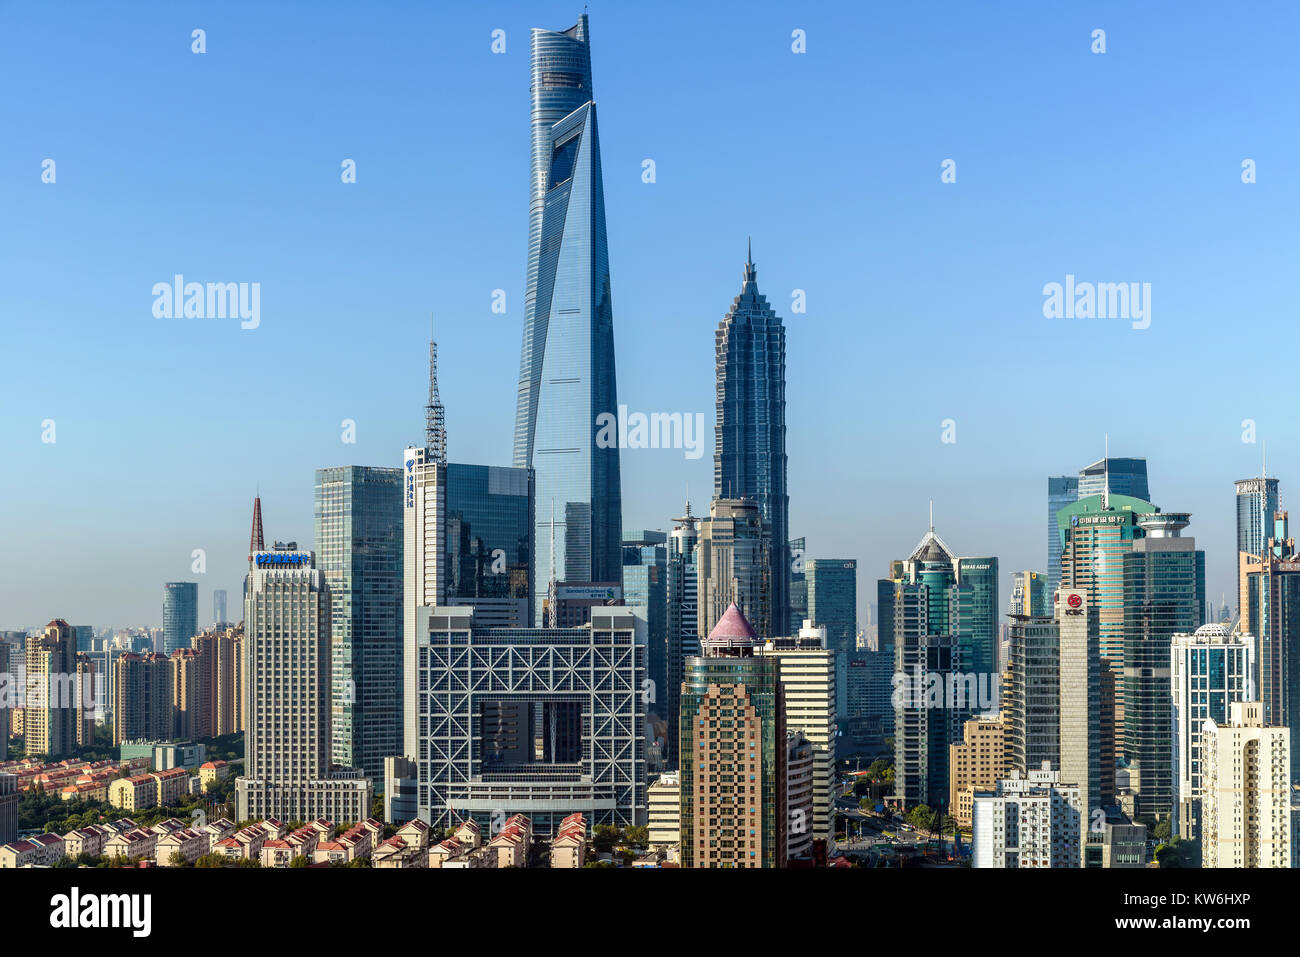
[2,0,1296,628]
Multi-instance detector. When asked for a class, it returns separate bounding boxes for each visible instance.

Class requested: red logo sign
[1067,594,1082,609]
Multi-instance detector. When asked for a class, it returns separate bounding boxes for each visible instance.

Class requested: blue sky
[1,0,1296,628]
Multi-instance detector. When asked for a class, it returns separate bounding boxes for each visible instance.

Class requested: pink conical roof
[703,603,758,650]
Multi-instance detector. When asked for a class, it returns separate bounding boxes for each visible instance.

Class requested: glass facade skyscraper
[807,559,857,717]
[1078,457,1150,501]
[513,14,621,623]
[162,582,197,655]
[1121,512,1205,818]
[314,465,403,780]
[1235,476,1279,557]
[622,530,668,765]
[714,247,789,640]
[1047,475,1078,595]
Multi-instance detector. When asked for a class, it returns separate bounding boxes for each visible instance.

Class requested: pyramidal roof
[908,527,954,564]
[703,603,758,651]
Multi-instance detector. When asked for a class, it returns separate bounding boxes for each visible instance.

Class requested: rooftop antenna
[426,313,447,465]
[545,499,561,629]
[1103,434,1110,509]
[929,499,934,533]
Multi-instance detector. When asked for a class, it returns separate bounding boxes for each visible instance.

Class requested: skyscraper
[1009,571,1048,617]
[1057,491,1158,752]
[1170,625,1255,839]
[1046,476,1078,595]
[886,525,993,808]
[807,558,857,717]
[788,537,807,636]
[236,543,372,824]
[1078,456,1149,501]
[1242,510,1300,779]
[1202,701,1291,869]
[314,465,404,780]
[24,620,78,758]
[714,245,789,640]
[623,530,667,765]
[161,582,197,656]
[1121,511,1205,818]
[679,604,786,868]
[1235,473,1279,619]
[664,502,699,765]
[212,589,228,626]
[513,14,621,622]
[696,498,768,641]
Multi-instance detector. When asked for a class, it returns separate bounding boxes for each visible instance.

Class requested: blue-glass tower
[162,582,197,655]
[513,14,621,623]
[714,245,789,639]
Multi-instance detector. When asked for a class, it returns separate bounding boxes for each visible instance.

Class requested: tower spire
[1103,434,1110,509]
[743,238,756,285]
[426,315,447,465]
[249,495,264,561]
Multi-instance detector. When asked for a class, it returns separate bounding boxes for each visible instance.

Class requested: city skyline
[4,1,1297,628]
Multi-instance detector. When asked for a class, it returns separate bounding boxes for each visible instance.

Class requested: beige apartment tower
[949,715,1008,829]
[1201,701,1291,868]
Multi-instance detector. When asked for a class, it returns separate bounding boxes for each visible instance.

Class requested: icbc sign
[1067,594,1082,609]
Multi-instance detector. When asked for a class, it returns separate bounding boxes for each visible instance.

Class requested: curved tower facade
[513,14,621,622]
[714,246,789,639]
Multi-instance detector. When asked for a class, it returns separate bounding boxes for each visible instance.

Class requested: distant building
[24,620,80,758]
[664,503,700,765]
[697,498,768,641]
[0,774,16,846]
[162,582,198,656]
[786,732,815,860]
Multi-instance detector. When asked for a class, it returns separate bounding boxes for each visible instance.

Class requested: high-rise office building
[1241,510,1300,779]
[1121,512,1205,818]
[1005,587,1108,831]
[1236,475,1279,559]
[161,583,198,656]
[1170,625,1256,839]
[1009,570,1048,617]
[213,589,228,626]
[789,537,807,636]
[807,559,857,718]
[513,14,621,622]
[885,524,997,808]
[236,544,372,823]
[1235,474,1280,619]
[679,604,786,868]
[623,530,667,764]
[1202,701,1291,868]
[1057,491,1157,753]
[714,245,790,641]
[696,498,768,641]
[315,465,403,781]
[403,450,535,759]
[0,643,7,763]
[758,623,836,842]
[24,620,78,758]
[1046,475,1078,595]
[413,606,645,834]
[1078,456,1149,501]
[664,502,699,766]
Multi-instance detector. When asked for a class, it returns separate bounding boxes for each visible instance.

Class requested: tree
[591,824,619,853]
[289,855,310,868]
[624,825,649,848]
[1153,817,1171,841]
[168,852,187,868]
